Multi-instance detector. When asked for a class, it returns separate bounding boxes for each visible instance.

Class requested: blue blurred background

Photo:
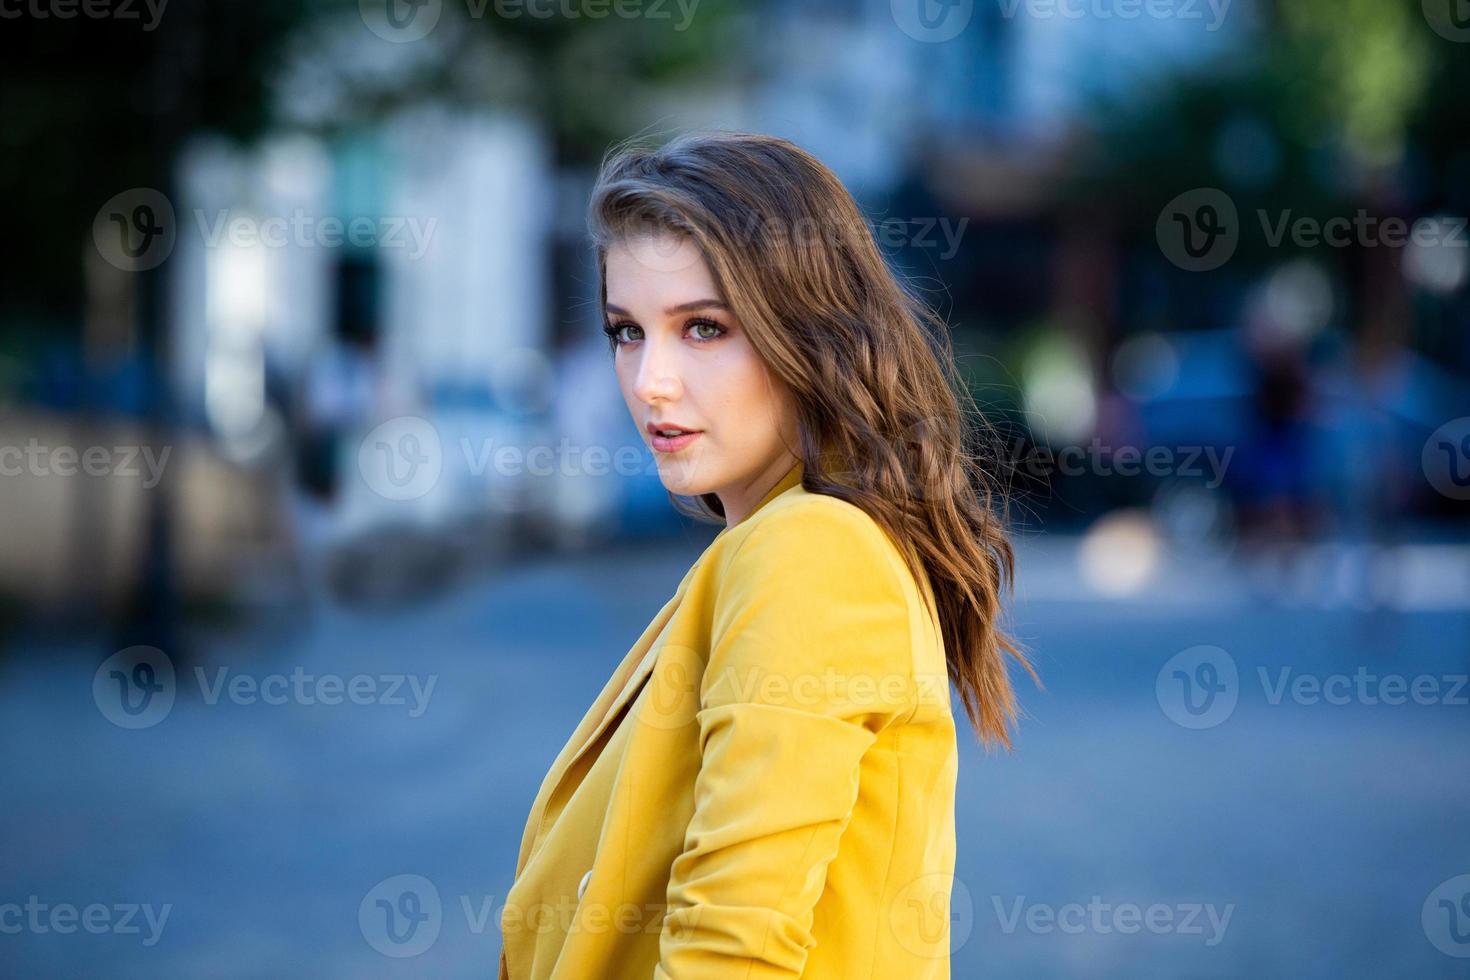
[2,0,1469,976]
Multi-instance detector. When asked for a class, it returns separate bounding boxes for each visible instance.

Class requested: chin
[653,458,718,498]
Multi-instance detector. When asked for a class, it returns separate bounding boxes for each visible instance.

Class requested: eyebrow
[604,299,729,318]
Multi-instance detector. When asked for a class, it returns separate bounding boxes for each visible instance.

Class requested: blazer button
[577,869,592,902]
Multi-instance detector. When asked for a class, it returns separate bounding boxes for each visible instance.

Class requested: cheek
[720,351,785,428]
[613,356,637,401]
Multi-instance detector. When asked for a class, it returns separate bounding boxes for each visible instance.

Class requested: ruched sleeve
[654,501,919,979]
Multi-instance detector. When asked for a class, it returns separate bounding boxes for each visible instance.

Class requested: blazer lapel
[557,598,677,785]
[510,460,807,878]
[513,565,693,878]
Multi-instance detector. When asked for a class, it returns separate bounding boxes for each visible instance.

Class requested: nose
[631,333,682,405]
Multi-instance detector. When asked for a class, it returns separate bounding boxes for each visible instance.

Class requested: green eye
[603,321,642,345]
[689,318,725,341]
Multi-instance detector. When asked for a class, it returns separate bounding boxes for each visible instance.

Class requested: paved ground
[3,533,1469,978]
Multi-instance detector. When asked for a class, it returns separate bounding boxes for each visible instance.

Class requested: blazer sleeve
[654,501,919,980]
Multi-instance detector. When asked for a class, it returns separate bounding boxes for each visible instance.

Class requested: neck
[720,453,802,528]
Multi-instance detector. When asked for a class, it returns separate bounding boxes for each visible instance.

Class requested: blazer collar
[748,457,806,521]
[513,458,808,879]
[514,579,690,878]
[714,457,806,540]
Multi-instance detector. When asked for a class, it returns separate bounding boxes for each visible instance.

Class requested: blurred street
[5,0,1470,975]
[5,533,1468,979]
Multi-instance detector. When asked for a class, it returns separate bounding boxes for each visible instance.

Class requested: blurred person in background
[1234,316,1318,546]
[294,333,379,506]
[497,131,1036,979]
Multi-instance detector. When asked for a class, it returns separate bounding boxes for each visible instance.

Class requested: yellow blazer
[498,459,958,979]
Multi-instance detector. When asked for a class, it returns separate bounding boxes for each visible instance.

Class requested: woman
[498,131,1033,979]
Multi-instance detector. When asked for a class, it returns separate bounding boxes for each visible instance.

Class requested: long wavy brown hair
[587,130,1036,748]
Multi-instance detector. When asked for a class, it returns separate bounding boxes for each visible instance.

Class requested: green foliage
[1064,0,1455,264]
[0,0,319,326]
[0,0,745,329]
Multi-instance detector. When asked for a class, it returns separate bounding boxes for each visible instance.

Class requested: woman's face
[604,231,800,526]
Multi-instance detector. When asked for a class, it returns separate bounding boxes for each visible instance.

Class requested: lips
[647,422,702,453]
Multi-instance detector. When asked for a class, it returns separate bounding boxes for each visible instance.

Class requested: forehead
[604,232,720,306]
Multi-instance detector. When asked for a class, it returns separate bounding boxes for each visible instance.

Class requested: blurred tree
[0,0,747,647]
[271,0,745,166]
[1067,0,1435,249]
[0,0,317,326]
[0,0,321,653]
[1062,0,1465,363]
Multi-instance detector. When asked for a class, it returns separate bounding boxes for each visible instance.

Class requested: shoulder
[699,487,925,722]
[716,487,903,581]
[708,486,918,641]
